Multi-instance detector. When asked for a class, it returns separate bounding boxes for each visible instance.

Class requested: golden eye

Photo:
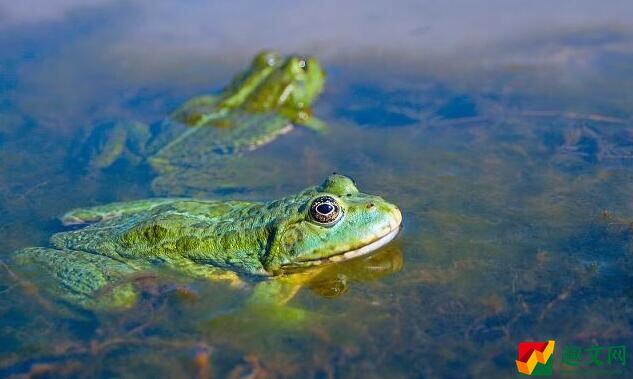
[309,196,341,226]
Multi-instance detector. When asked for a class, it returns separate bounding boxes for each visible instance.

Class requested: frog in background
[80,50,326,195]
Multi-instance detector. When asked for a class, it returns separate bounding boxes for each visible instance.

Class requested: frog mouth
[324,226,401,263]
[282,221,402,270]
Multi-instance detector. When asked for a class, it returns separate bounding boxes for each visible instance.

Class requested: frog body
[11,174,402,309]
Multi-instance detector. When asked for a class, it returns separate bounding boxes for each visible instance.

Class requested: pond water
[1,1,633,378]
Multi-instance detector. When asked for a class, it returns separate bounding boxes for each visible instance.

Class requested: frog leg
[171,260,247,289]
[10,247,139,310]
[80,120,151,169]
[279,106,327,133]
[299,116,327,133]
[61,197,186,225]
[233,270,327,326]
[248,269,324,306]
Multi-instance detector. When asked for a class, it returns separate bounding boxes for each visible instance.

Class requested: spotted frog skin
[10,175,402,309]
[81,51,326,194]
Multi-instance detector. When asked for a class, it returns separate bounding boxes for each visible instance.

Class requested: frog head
[268,55,325,115]
[263,174,402,274]
[220,51,326,123]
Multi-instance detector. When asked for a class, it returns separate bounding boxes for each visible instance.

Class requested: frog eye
[266,54,277,66]
[298,57,308,71]
[309,196,342,226]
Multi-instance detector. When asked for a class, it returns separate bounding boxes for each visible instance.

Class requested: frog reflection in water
[10,174,402,311]
[82,50,326,194]
[306,242,403,299]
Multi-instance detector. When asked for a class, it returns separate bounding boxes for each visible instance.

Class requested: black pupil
[316,203,334,215]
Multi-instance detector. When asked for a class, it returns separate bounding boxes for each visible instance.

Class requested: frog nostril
[367,202,375,209]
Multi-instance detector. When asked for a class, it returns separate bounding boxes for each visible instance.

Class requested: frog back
[51,199,275,274]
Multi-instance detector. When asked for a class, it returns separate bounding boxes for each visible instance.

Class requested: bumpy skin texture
[85,51,326,177]
[11,175,402,308]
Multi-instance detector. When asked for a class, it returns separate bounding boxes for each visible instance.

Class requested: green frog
[81,50,326,195]
[10,174,402,310]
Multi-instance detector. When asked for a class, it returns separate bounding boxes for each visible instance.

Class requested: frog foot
[78,120,151,170]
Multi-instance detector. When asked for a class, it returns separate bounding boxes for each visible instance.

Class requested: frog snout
[389,205,403,231]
